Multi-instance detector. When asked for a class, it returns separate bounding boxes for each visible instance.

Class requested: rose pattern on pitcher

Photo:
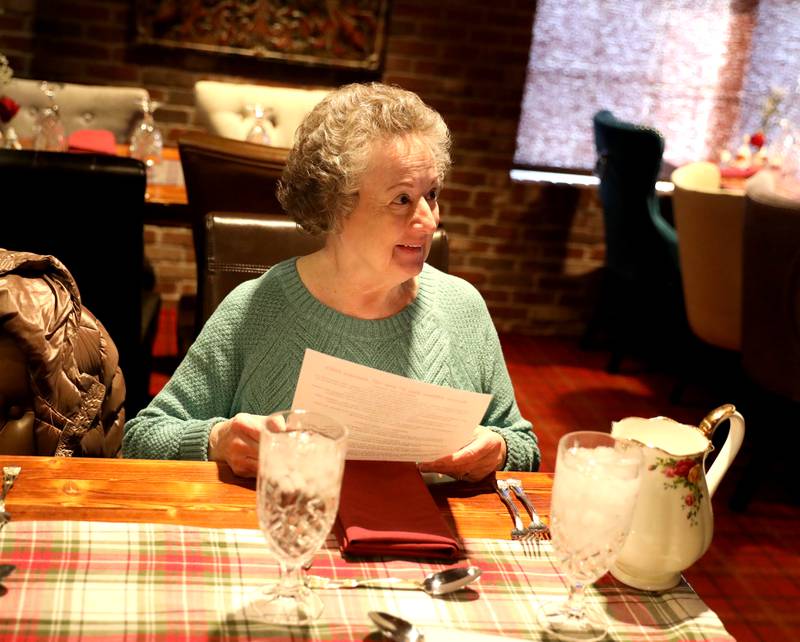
[649,456,704,525]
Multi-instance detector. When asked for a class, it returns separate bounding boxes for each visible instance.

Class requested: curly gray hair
[277,82,451,235]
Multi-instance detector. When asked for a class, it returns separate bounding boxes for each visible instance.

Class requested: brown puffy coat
[0,249,125,456]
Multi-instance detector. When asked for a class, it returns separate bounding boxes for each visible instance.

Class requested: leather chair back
[178,132,289,219]
[671,161,744,351]
[202,211,450,327]
[178,132,292,334]
[0,149,152,415]
[5,78,149,142]
[742,171,800,401]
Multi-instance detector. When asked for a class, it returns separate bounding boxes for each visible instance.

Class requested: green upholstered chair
[585,110,685,372]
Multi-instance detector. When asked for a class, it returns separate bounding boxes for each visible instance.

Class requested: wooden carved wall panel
[136,0,390,70]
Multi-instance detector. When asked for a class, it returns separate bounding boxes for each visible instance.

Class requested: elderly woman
[123,82,539,479]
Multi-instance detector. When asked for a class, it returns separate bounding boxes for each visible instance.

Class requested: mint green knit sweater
[123,259,540,471]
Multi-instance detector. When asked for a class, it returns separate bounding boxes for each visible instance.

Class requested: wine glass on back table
[247,409,347,625]
[129,96,163,169]
[541,431,643,641]
[34,81,66,151]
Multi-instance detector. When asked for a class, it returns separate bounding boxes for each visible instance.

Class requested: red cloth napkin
[335,460,463,560]
[68,129,117,155]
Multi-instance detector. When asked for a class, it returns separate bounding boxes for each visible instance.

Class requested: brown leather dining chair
[201,211,450,327]
[177,132,291,336]
[730,170,800,510]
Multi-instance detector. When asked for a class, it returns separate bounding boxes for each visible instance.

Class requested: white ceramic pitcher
[609,404,745,591]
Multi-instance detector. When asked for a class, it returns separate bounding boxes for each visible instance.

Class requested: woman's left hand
[418,426,507,482]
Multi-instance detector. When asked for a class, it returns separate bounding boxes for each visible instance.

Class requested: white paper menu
[291,349,492,462]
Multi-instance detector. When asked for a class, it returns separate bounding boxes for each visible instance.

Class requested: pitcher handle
[698,404,746,497]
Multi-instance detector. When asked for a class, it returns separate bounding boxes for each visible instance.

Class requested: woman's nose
[413,198,439,231]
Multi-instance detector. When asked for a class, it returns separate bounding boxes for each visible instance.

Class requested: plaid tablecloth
[0,521,734,641]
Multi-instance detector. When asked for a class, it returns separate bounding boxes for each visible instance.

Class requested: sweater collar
[276,258,436,338]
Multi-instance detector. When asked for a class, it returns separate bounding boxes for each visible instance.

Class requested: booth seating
[194,80,331,146]
[4,78,149,143]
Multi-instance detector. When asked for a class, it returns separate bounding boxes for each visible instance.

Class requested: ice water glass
[540,431,643,641]
[246,409,347,625]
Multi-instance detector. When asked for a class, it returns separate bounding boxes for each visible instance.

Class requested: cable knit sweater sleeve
[437,274,540,472]
[478,312,540,471]
[122,283,255,461]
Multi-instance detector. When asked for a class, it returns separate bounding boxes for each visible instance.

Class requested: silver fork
[507,477,551,540]
[494,479,527,540]
[0,466,21,525]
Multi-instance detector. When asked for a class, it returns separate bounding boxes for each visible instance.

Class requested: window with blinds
[514,0,800,175]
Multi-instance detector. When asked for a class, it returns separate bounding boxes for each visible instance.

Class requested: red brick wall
[0,0,605,336]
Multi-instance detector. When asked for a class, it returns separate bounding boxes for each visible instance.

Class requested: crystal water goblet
[244,103,274,145]
[129,97,163,169]
[33,81,66,151]
[245,409,347,625]
[540,431,643,641]
[245,104,274,145]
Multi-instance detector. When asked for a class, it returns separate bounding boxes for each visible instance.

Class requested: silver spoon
[308,565,481,596]
[369,611,424,642]
[368,612,531,642]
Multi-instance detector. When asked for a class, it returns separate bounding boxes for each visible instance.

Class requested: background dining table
[141,146,187,206]
[0,455,735,641]
[117,144,191,226]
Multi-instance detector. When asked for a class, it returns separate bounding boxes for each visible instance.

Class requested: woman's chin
[395,259,425,279]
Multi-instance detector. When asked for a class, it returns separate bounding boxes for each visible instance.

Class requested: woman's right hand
[208,413,263,477]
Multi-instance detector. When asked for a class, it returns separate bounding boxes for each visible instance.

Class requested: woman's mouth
[394,243,426,266]
[395,243,424,257]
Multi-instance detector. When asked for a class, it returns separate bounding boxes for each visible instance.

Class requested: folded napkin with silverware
[335,460,463,560]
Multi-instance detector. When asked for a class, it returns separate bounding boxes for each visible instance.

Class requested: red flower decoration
[749,131,765,149]
[0,95,20,124]
[673,458,695,479]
